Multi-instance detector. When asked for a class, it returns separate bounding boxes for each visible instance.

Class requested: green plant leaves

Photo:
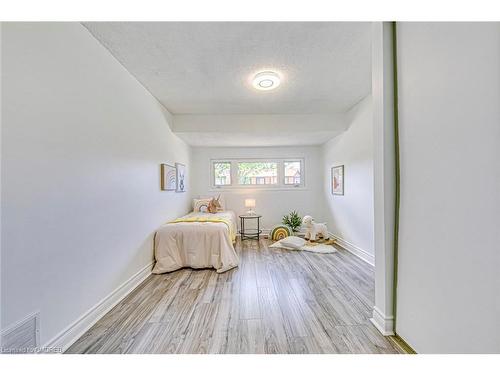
[282,210,302,232]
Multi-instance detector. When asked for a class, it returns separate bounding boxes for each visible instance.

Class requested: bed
[152,210,239,274]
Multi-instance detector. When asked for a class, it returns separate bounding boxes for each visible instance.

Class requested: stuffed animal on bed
[207,195,222,214]
[302,215,329,241]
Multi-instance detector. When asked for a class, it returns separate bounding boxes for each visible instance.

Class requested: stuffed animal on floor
[302,215,329,242]
[207,195,222,214]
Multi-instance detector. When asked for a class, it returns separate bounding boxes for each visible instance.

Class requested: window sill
[210,186,309,192]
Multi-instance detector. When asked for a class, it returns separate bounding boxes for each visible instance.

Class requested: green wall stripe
[392,21,401,329]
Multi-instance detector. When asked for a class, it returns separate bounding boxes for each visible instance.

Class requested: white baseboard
[45,261,153,352]
[370,306,395,336]
[328,232,374,266]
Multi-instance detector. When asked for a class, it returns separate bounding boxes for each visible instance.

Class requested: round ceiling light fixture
[252,71,281,91]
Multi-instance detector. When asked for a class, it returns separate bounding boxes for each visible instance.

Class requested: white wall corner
[371,21,396,339]
[44,262,153,352]
[370,306,395,336]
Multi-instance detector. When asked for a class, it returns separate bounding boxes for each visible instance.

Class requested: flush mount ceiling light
[252,71,281,91]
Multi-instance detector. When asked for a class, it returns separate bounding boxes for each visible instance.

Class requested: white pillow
[280,236,306,250]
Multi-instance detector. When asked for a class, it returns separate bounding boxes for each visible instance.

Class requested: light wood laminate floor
[67,238,399,354]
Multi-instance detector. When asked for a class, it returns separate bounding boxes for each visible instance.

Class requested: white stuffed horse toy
[302,215,329,242]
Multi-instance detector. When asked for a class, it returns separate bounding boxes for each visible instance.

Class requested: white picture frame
[331,165,344,195]
[175,163,186,192]
[160,163,176,191]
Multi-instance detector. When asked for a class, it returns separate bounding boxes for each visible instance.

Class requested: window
[284,161,301,186]
[213,162,231,186]
[211,158,304,189]
[237,162,278,185]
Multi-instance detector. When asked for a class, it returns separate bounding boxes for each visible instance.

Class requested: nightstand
[239,214,262,240]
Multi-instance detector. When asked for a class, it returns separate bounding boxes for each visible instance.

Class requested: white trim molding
[370,306,395,336]
[45,262,153,352]
[328,232,375,266]
[371,21,396,341]
[210,157,306,191]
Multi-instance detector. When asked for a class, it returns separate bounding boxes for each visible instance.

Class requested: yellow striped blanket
[168,216,236,242]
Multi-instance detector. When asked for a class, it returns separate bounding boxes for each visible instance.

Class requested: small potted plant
[282,210,302,234]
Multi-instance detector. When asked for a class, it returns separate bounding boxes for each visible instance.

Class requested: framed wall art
[160,163,176,191]
[175,163,186,192]
[331,165,344,195]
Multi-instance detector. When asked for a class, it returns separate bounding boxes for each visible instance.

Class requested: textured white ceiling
[84,22,371,115]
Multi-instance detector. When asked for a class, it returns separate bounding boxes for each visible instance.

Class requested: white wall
[191,146,323,231]
[396,23,500,353]
[172,113,347,147]
[321,96,374,261]
[1,23,192,345]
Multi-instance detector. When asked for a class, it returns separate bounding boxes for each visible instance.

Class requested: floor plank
[66,238,398,354]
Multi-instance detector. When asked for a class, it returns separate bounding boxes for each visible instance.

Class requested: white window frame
[283,159,304,188]
[212,160,232,187]
[210,158,306,190]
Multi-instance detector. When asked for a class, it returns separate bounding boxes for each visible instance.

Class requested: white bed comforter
[152,211,239,274]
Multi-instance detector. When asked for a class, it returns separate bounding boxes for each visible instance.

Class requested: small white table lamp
[244,199,256,215]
